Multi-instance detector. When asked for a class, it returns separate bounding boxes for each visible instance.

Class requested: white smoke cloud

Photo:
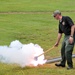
[0,40,46,67]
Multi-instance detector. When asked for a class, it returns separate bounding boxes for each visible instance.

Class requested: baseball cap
[53,10,61,17]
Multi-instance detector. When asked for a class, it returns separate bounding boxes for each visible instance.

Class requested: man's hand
[54,42,59,47]
[54,33,62,47]
[69,36,74,44]
[69,25,75,44]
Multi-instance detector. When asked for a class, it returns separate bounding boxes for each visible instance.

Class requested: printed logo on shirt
[62,21,65,25]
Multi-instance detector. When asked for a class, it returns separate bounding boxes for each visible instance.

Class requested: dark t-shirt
[59,16,74,35]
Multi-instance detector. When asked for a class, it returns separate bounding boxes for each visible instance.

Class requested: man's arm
[54,33,62,47]
[69,25,75,44]
[66,17,75,44]
[71,25,75,37]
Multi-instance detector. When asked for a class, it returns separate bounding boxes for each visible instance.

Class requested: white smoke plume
[0,40,47,67]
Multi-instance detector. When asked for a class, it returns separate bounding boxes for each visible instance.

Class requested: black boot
[55,63,65,67]
[67,66,73,70]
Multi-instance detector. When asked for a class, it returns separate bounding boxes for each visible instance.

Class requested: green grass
[0,14,56,46]
[0,12,75,75]
[0,0,75,12]
[0,0,75,75]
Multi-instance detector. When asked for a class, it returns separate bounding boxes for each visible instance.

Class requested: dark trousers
[60,35,74,67]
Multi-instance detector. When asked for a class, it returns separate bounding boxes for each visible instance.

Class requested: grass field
[0,0,75,12]
[0,0,75,75]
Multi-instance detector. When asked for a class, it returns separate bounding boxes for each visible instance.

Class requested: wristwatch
[70,36,73,38]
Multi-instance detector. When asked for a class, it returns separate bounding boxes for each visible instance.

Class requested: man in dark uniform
[53,10,75,70]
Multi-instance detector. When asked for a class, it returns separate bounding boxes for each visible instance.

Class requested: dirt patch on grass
[0,11,51,14]
[29,63,56,69]
[0,11,75,14]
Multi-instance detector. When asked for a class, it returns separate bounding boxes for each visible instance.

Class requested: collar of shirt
[59,16,64,23]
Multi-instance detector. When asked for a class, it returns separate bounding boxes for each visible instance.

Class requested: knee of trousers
[65,49,73,59]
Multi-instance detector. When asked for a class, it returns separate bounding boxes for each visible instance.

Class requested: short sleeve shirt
[59,16,74,35]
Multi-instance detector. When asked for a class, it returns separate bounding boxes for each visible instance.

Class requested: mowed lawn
[0,0,75,75]
[0,0,75,12]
